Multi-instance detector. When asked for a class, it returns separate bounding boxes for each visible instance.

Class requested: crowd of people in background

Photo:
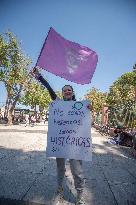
[0,110,49,126]
[24,112,49,127]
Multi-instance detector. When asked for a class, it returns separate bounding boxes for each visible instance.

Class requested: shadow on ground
[0,131,136,205]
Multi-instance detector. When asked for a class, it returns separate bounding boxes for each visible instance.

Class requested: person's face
[62,86,73,100]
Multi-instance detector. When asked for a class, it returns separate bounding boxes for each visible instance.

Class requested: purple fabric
[36,27,98,84]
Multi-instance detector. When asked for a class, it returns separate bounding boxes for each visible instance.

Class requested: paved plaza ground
[0,124,136,205]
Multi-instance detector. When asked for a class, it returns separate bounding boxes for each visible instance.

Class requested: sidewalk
[0,125,136,205]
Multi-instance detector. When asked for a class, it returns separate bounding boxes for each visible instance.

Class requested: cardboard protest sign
[46,100,92,161]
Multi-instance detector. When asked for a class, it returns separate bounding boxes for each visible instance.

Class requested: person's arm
[38,75,57,100]
[31,68,57,100]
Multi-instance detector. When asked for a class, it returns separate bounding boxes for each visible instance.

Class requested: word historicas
[51,136,91,148]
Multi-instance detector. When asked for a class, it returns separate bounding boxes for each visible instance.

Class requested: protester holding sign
[31,67,92,205]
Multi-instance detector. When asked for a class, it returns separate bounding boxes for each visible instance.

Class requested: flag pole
[35,27,52,67]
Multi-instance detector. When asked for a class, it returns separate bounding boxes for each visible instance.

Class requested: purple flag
[36,27,98,84]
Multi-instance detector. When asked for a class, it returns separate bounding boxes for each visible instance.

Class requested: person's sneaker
[53,187,64,205]
[76,197,85,205]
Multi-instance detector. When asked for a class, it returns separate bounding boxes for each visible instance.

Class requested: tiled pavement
[0,124,136,205]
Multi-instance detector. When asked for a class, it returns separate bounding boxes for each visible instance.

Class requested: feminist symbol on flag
[66,48,89,74]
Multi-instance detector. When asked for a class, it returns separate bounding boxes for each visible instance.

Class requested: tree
[21,78,62,115]
[133,63,136,101]
[85,87,107,123]
[85,87,107,113]
[107,71,136,127]
[21,81,52,112]
[0,31,31,125]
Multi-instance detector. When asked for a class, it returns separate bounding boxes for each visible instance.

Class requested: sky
[0,0,136,107]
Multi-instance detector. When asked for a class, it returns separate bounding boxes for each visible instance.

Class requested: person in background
[25,112,30,127]
[30,114,36,127]
[114,126,133,147]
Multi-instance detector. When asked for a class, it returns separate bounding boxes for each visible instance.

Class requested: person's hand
[87,104,92,110]
[30,67,40,78]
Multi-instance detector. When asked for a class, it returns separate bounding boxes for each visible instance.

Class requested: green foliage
[107,72,136,105]
[0,31,31,100]
[85,87,107,113]
[0,31,31,124]
[0,30,58,115]
[108,100,136,127]
[21,81,52,110]
[21,80,62,112]
[107,71,136,127]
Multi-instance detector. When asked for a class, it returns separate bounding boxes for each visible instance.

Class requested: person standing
[31,67,92,205]
[25,113,30,127]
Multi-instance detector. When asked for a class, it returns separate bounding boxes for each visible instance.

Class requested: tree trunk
[7,85,23,125]
[4,97,10,118]
[134,86,136,101]
[34,104,37,113]
[8,108,13,125]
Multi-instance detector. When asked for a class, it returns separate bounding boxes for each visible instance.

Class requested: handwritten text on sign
[46,100,92,161]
